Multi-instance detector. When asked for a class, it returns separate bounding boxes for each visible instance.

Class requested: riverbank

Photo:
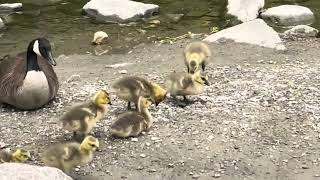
[1,37,319,180]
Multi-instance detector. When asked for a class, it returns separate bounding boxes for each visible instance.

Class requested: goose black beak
[47,51,56,66]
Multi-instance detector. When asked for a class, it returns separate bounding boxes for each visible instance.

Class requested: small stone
[301,164,309,169]
[119,70,128,74]
[92,31,108,45]
[168,163,174,168]
[148,169,157,173]
[148,19,160,25]
[213,173,221,178]
[136,166,143,170]
[314,174,319,177]
[131,138,138,142]
[66,74,81,83]
[75,167,80,172]
[140,154,146,158]
[192,174,200,179]
[151,137,159,141]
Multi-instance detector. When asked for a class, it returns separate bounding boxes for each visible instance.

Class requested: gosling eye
[90,144,96,147]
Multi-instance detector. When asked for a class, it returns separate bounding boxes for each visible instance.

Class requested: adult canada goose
[0,38,59,110]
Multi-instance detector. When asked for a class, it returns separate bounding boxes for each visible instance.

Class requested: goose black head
[28,38,56,66]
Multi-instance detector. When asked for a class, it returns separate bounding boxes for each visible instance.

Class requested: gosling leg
[127,102,132,110]
[201,63,206,72]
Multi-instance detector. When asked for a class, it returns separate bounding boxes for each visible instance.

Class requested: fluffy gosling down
[0,148,31,163]
[112,76,166,110]
[110,96,153,138]
[165,71,209,101]
[41,136,99,172]
[184,41,211,74]
[60,90,111,139]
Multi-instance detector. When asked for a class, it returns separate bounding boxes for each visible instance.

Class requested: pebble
[148,169,157,173]
[168,163,174,168]
[213,173,221,178]
[301,164,309,169]
[66,74,81,83]
[151,137,159,141]
[119,70,128,74]
[140,154,146,158]
[131,138,138,142]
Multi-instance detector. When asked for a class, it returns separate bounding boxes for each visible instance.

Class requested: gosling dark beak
[204,80,210,86]
[47,51,56,66]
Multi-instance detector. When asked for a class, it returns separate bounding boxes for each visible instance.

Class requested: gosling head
[12,149,31,163]
[28,37,56,66]
[137,96,153,112]
[92,90,112,106]
[151,83,167,106]
[193,71,209,86]
[188,53,202,74]
[80,136,99,152]
[189,60,199,74]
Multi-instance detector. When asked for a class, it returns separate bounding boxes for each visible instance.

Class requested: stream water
[0,0,319,56]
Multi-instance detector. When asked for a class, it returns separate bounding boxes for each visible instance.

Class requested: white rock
[0,18,4,29]
[105,63,133,69]
[0,163,72,180]
[92,31,108,45]
[283,25,319,38]
[227,0,264,22]
[119,70,128,74]
[83,0,159,23]
[261,5,315,26]
[0,3,22,10]
[203,19,286,50]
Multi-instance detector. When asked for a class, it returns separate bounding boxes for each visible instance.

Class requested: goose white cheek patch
[33,40,42,57]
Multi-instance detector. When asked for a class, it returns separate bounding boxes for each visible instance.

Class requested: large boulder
[203,19,286,50]
[282,25,319,38]
[83,0,159,23]
[227,0,264,22]
[0,163,73,180]
[261,5,315,27]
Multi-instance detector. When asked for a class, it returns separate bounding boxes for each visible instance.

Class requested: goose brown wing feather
[0,52,26,99]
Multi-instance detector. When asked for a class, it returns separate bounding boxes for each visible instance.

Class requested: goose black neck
[26,41,41,72]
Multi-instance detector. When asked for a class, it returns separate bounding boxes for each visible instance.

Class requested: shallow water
[0,0,319,56]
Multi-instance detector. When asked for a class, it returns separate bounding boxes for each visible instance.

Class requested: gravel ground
[0,38,320,180]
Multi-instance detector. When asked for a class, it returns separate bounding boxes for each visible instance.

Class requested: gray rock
[83,0,159,23]
[0,163,73,180]
[0,3,22,11]
[261,5,315,27]
[227,0,264,22]
[283,25,319,38]
[203,19,286,50]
